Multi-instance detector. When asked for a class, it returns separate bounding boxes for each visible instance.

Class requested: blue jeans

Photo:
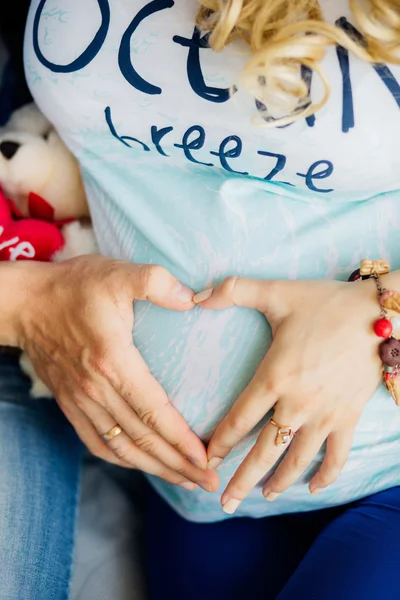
[0,352,82,600]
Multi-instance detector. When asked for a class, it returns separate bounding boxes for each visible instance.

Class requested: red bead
[385,373,393,381]
[374,318,393,338]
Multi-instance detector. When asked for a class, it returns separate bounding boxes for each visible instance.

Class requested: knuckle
[133,433,157,455]
[158,469,177,484]
[148,264,168,281]
[266,279,281,299]
[264,369,286,396]
[173,463,189,477]
[274,403,308,425]
[173,423,194,449]
[293,399,311,415]
[137,264,168,298]
[90,352,113,379]
[318,412,336,431]
[73,392,88,413]
[77,376,96,400]
[111,443,135,464]
[261,377,278,396]
[252,448,277,471]
[221,276,238,298]
[267,481,285,494]
[289,454,310,472]
[137,264,152,298]
[228,415,253,438]
[139,408,161,430]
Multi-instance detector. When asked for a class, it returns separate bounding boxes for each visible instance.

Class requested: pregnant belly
[133,300,270,439]
[89,175,400,519]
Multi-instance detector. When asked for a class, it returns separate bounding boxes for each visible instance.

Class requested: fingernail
[222,498,241,514]
[174,283,195,303]
[310,487,322,496]
[207,457,223,470]
[264,491,280,502]
[198,482,213,492]
[193,288,214,304]
[179,482,199,491]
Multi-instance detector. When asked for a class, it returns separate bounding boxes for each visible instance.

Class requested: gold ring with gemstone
[102,425,123,443]
[269,419,293,446]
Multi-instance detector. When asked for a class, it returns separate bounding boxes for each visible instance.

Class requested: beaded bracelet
[349,259,400,405]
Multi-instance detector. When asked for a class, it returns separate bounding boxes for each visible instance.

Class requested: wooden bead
[380,338,400,367]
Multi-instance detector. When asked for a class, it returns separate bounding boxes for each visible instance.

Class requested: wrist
[380,270,400,291]
[0,261,53,347]
[351,270,400,311]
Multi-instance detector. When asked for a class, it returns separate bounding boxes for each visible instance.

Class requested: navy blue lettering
[297,160,334,193]
[210,136,248,174]
[337,17,400,110]
[373,64,400,109]
[173,28,231,103]
[105,106,150,151]
[33,0,110,72]
[302,66,316,128]
[336,43,355,133]
[119,0,174,95]
[174,125,214,166]
[151,125,173,156]
[258,150,287,181]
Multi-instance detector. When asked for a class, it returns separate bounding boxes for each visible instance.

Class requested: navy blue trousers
[145,485,400,600]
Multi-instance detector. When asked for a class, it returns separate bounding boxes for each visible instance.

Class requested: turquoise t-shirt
[25,0,400,522]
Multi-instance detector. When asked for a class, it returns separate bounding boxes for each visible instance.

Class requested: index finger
[207,368,277,466]
[105,345,208,468]
[194,276,274,312]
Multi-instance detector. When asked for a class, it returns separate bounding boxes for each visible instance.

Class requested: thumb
[127,264,194,311]
[193,276,288,319]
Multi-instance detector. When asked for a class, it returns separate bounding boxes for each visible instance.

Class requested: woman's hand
[195,276,383,512]
[12,257,218,492]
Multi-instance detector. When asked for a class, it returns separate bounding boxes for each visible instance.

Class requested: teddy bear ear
[5,103,51,138]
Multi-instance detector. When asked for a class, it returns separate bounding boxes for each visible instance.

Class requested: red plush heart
[0,189,64,262]
[28,191,55,221]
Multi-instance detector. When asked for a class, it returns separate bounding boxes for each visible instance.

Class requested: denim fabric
[0,353,83,600]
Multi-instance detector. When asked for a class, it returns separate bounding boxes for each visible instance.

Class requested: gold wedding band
[102,425,123,443]
[269,419,293,446]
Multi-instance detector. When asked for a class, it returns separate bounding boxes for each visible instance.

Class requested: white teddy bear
[0,103,98,397]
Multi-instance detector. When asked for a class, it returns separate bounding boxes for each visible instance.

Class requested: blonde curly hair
[196,0,400,124]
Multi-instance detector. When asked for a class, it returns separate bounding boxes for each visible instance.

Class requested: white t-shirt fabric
[25,0,400,522]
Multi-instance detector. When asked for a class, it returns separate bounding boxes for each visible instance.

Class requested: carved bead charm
[386,377,400,406]
[380,290,400,314]
[374,318,393,338]
[360,258,390,277]
[380,338,400,367]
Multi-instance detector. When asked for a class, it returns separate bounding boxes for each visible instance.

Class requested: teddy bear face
[0,104,89,221]
[0,130,55,210]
